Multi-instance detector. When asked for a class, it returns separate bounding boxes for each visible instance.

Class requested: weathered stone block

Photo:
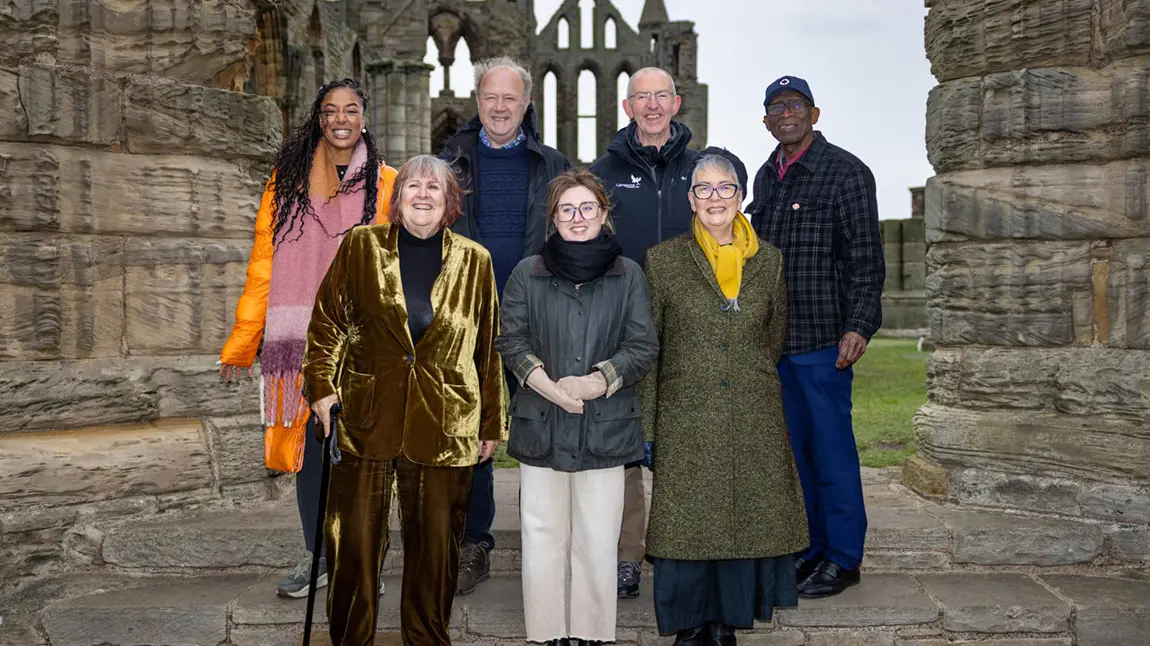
[0,142,264,236]
[901,455,949,498]
[925,347,1150,418]
[1097,0,1150,59]
[927,64,1150,172]
[943,509,1103,565]
[917,573,1071,633]
[1041,575,1150,646]
[1107,526,1150,564]
[0,68,27,138]
[925,78,981,172]
[39,575,251,646]
[17,63,121,146]
[1079,482,1150,524]
[0,356,260,432]
[102,502,300,569]
[0,234,124,360]
[204,414,266,487]
[778,574,938,627]
[926,241,1092,346]
[916,405,1150,487]
[0,0,59,60]
[925,0,1095,83]
[0,421,213,509]
[121,237,249,355]
[54,0,257,85]
[925,164,1150,242]
[949,468,1082,516]
[1107,238,1150,349]
[124,82,280,159]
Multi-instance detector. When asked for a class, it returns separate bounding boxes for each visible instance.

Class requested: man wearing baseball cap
[747,75,885,599]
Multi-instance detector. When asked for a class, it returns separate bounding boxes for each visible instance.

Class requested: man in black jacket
[589,66,698,599]
[748,75,884,599]
[438,56,571,595]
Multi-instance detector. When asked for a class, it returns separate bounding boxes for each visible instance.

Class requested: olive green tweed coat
[640,233,809,561]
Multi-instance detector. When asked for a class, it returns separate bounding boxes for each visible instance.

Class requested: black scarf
[542,231,622,285]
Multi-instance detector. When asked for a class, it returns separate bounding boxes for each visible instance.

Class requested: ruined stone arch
[429,10,484,96]
[308,5,325,83]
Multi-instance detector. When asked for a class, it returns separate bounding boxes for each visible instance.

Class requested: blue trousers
[778,345,867,570]
[463,366,518,549]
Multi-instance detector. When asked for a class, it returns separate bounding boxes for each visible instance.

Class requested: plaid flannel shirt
[748,132,885,356]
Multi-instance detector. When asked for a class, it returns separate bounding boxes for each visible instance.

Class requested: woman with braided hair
[218,78,398,599]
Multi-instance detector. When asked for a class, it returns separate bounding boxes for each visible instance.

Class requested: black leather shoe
[705,622,736,646]
[794,555,819,584]
[673,625,707,645]
[546,639,571,646]
[796,559,861,599]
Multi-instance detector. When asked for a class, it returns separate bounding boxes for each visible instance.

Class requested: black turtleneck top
[397,226,443,346]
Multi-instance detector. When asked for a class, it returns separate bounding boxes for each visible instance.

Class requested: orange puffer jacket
[219,166,399,367]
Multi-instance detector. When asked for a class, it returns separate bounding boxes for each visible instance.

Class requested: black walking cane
[303,402,342,646]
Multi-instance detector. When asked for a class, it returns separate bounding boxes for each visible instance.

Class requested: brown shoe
[456,542,490,595]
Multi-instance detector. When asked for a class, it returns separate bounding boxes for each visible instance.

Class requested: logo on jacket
[616,174,643,189]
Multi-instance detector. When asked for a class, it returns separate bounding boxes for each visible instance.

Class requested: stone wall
[909,0,1150,527]
[0,0,365,589]
[879,187,928,335]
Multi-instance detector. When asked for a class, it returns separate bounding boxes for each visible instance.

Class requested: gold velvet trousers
[325,451,474,645]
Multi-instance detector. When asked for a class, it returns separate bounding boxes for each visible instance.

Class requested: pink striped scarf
[262,140,369,427]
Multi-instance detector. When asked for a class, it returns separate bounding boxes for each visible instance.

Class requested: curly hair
[270,78,381,245]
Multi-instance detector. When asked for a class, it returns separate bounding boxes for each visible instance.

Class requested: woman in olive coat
[497,169,659,645]
[640,150,809,645]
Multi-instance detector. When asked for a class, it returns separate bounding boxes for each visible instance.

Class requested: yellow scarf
[693,212,759,302]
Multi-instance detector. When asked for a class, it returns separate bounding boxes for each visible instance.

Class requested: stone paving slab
[938,509,1104,566]
[1040,575,1150,646]
[39,574,255,646]
[36,570,1150,646]
[916,573,1071,634]
[777,574,938,628]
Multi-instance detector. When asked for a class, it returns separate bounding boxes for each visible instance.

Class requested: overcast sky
[425,0,936,220]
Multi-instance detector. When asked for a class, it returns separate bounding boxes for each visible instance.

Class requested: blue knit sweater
[475,142,531,296]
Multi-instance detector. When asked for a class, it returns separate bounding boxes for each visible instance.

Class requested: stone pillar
[910,0,1150,529]
[403,61,433,161]
[0,0,278,583]
[387,63,408,164]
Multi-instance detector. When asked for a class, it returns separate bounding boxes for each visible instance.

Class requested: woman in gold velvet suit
[303,154,507,645]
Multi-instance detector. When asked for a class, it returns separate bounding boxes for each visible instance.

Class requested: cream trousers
[519,463,626,643]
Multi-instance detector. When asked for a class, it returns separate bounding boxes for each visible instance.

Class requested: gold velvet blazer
[303,223,507,467]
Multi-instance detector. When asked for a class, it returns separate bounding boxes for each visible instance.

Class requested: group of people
[219,58,884,646]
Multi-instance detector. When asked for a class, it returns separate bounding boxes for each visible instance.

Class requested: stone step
[83,468,1145,575]
[35,571,1150,646]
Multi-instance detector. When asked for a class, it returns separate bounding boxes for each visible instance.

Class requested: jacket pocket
[340,369,376,429]
[442,379,480,437]
[586,395,642,458]
[508,391,552,459]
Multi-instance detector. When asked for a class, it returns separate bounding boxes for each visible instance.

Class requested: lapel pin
[792,203,801,210]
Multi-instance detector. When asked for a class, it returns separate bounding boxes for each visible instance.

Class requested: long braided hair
[271,78,381,245]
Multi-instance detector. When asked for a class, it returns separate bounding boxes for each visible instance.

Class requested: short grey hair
[474,57,533,100]
[626,67,677,99]
[691,154,743,199]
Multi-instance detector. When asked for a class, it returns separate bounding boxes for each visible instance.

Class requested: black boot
[706,623,736,646]
[546,639,571,646]
[673,625,707,645]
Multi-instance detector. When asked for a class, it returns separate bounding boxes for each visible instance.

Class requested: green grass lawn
[851,338,928,468]
[493,338,928,470]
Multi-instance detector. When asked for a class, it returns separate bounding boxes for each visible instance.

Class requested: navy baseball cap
[764,75,814,109]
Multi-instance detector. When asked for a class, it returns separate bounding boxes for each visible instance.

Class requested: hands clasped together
[525,368,608,415]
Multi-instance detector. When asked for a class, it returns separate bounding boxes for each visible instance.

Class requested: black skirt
[651,554,799,634]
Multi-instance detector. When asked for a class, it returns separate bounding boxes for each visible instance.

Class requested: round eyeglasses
[691,183,739,200]
[556,202,602,222]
